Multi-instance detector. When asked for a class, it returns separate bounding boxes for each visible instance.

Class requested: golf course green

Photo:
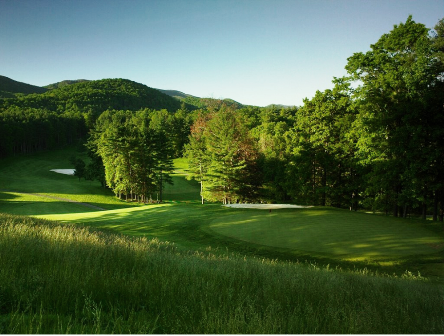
[209,208,444,260]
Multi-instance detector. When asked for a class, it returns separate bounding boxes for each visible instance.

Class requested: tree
[186,107,261,204]
[184,111,212,204]
[285,79,359,208]
[345,16,444,219]
[69,157,86,181]
[149,110,175,202]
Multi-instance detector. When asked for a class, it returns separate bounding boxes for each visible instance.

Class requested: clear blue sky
[1,0,443,107]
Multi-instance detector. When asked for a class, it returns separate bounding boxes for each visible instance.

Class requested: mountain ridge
[0,75,48,97]
[0,75,290,108]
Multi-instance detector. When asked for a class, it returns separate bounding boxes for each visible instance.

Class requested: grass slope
[1,213,443,334]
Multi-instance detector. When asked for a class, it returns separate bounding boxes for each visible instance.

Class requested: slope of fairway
[0,149,201,215]
[0,148,131,211]
[209,208,444,260]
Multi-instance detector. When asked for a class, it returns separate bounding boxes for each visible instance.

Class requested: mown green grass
[0,148,201,212]
[0,148,134,211]
[209,207,444,260]
[1,213,443,334]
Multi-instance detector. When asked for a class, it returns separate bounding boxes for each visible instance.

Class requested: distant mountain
[182,97,244,110]
[0,75,47,97]
[0,78,188,114]
[1,75,251,111]
[158,89,195,100]
[157,89,245,110]
[45,79,90,90]
[265,104,296,109]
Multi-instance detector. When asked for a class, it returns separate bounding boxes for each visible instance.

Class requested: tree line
[0,78,190,158]
[84,108,192,202]
[185,16,444,221]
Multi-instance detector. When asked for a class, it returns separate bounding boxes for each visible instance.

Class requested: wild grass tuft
[1,213,443,333]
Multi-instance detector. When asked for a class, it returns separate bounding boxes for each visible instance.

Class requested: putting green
[209,208,444,260]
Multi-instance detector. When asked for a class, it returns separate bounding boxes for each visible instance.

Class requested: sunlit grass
[1,213,443,334]
[209,208,444,259]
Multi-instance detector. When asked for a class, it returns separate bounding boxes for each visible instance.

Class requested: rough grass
[1,213,443,334]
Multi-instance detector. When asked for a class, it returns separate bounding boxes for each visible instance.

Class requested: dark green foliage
[90,109,176,202]
[44,79,90,90]
[0,75,47,97]
[0,107,85,157]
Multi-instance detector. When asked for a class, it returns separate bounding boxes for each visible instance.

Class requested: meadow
[1,148,444,333]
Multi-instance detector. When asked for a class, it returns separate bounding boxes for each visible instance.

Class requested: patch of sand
[223,204,312,209]
[50,169,75,175]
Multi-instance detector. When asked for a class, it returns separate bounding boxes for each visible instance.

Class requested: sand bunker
[50,169,75,175]
[223,204,312,209]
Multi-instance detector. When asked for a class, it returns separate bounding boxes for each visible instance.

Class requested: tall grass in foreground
[1,213,443,334]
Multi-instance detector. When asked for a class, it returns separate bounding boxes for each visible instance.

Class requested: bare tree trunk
[200,181,204,204]
[322,167,327,207]
[159,170,163,203]
[433,191,438,221]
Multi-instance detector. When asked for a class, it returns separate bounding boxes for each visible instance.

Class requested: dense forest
[0,16,443,219]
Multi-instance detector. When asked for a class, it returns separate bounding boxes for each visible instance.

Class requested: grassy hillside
[1,213,443,334]
[1,148,444,274]
[44,79,90,89]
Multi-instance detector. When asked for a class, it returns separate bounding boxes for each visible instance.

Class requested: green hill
[0,75,48,97]
[0,78,194,157]
[158,88,245,109]
[44,79,90,89]
[158,89,195,100]
[181,96,244,110]
[0,78,185,114]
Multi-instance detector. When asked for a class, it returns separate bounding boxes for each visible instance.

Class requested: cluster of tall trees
[185,106,261,204]
[87,108,191,203]
[0,107,85,157]
[184,16,444,220]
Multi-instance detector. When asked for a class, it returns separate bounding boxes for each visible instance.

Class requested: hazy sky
[1,0,443,106]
